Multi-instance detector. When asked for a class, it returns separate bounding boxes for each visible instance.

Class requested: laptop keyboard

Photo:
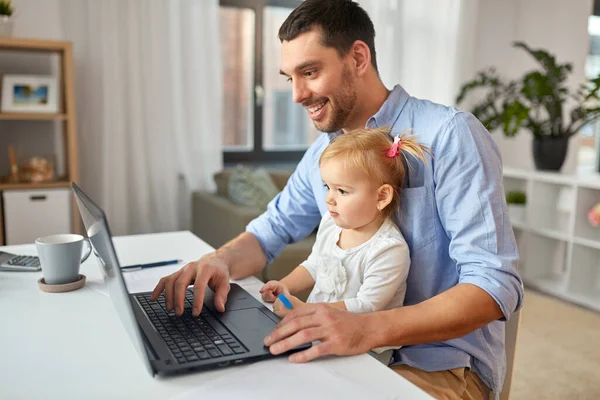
[136,291,247,364]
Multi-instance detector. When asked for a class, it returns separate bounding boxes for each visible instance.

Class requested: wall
[471,0,593,173]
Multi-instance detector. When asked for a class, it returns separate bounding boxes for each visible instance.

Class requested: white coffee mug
[35,234,92,285]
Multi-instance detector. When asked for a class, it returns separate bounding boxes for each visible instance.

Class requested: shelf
[0,181,71,190]
[567,244,600,311]
[0,37,71,53]
[503,167,600,189]
[502,167,530,180]
[528,181,573,235]
[576,173,600,190]
[573,186,600,243]
[0,37,81,243]
[522,233,569,284]
[510,220,526,230]
[561,291,600,313]
[0,113,68,121]
[529,226,570,241]
[573,236,600,251]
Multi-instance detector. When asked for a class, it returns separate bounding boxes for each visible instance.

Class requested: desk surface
[0,231,431,399]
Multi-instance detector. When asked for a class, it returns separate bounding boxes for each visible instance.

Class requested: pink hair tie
[386,136,402,158]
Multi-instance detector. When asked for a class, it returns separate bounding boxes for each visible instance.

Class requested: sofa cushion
[227,165,280,211]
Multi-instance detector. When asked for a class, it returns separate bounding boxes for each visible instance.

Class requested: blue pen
[121,259,181,272]
[277,294,293,309]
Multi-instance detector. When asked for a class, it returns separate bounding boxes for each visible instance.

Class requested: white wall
[11,0,62,39]
[471,0,593,173]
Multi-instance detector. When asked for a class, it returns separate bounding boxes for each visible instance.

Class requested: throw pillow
[228,165,280,211]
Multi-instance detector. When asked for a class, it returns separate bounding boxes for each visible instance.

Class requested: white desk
[0,231,431,399]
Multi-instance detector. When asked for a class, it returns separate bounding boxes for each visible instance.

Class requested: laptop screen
[72,182,154,375]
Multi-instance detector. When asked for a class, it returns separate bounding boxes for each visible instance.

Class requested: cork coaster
[38,274,86,293]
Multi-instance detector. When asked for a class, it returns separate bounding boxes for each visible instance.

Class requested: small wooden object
[8,145,19,183]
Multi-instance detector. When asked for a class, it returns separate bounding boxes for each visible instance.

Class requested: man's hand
[273,294,304,318]
[264,303,375,363]
[259,280,290,303]
[150,252,230,317]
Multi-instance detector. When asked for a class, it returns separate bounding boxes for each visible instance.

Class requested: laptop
[71,182,310,376]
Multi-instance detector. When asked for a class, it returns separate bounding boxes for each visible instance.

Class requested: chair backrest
[500,309,522,400]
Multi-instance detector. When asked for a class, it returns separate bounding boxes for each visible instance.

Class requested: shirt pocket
[399,186,436,252]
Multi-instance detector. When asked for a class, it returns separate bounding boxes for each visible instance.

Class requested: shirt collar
[328,84,410,142]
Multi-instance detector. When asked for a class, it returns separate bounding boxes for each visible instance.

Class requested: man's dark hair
[278,0,378,72]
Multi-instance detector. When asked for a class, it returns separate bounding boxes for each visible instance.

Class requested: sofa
[191,169,316,300]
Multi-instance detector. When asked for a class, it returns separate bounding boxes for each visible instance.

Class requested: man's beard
[313,66,357,133]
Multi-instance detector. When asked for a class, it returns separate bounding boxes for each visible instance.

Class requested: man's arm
[370,283,502,348]
[245,136,325,265]
[432,112,523,321]
[264,284,502,363]
[217,232,268,280]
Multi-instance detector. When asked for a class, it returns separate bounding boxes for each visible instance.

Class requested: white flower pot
[0,16,13,37]
[508,204,526,224]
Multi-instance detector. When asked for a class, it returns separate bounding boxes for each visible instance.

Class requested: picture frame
[0,74,59,113]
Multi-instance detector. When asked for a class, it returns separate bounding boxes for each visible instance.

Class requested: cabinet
[504,167,600,311]
[3,189,71,244]
[0,37,80,244]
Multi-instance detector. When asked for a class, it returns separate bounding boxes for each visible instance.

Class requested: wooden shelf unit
[0,37,81,244]
[0,180,71,190]
[0,113,68,120]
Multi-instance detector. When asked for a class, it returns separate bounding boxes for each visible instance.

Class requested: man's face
[320,158,380,230]
[280,29,357,133]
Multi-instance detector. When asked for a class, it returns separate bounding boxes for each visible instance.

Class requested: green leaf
[0,0,13,16]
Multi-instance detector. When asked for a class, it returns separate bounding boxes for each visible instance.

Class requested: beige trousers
[391,364,492,400]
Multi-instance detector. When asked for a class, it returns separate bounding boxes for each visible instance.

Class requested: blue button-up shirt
[247,85,524,395]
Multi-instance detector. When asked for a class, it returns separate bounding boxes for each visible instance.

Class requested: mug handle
[81,238,93,264]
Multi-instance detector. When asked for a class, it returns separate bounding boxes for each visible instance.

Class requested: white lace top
[302,213,410,314]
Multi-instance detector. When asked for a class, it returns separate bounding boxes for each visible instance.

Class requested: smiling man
[152,1,523,399]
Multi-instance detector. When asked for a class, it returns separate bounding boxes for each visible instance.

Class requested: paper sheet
[170,357,397,400]
[122,262,187,293]
[84,261,189,296]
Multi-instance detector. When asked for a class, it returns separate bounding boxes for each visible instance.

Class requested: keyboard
[0,252,41,272]
[136,291,247,364]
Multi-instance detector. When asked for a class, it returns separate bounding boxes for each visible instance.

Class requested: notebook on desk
[71,182,310,376]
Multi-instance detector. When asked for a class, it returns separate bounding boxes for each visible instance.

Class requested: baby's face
[320,158,380,230]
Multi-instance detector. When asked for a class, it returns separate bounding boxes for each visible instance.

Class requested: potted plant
[456,41,600,171]
[0,0,14,37]
[506,190,527,223]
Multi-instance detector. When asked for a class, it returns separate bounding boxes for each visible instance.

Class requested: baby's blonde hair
[319,127,430,218]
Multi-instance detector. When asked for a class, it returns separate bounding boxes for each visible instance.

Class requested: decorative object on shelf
[0,0,14,37]
[588,202,600,227]
[456,42,600,172]
[7,144,19,183]
[506,190,526,223]
[19,156,54,183]
[0,74,59,113]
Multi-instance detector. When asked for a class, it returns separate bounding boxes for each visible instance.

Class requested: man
[151,0,523,398]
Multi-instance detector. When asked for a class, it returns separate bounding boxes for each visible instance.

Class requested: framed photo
[0,74,59,113]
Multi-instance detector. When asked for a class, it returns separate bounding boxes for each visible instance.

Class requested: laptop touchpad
[224,309,276,335]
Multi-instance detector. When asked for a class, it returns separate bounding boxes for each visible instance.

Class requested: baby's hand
[273,294,304,318]
[259,280,289,303]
